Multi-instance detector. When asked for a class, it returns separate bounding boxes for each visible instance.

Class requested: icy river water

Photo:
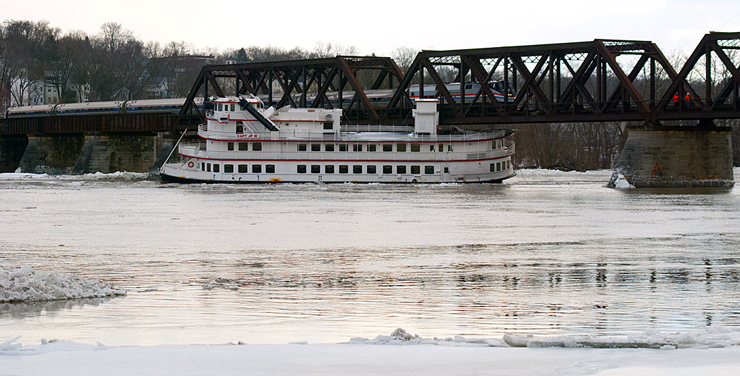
[1,169,739,346]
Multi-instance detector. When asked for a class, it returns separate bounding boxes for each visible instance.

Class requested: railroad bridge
[1,32,739,187]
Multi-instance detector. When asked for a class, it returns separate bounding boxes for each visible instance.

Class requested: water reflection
[0,297,119,319]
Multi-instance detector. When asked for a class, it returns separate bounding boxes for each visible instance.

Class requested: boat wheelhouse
[159,96,515,183]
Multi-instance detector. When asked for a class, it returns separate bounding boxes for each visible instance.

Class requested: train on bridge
[2,81,514,119]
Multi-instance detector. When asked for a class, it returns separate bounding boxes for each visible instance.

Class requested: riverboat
[159,96,515,183]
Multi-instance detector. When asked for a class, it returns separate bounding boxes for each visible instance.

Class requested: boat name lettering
[236,134,259,139]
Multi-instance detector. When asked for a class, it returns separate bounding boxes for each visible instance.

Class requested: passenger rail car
[4,98,204,118]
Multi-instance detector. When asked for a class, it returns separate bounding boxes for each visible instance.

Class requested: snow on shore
[1,329,739,376]
[0,265,126,303]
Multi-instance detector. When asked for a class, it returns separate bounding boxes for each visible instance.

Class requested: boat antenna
[162,129,190,167]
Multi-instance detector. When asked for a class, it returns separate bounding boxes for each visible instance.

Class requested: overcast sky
[4,0,740,57]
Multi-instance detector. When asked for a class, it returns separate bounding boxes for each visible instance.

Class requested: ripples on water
[0,170,738,345]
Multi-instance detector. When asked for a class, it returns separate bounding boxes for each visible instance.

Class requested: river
[0,169,738,345]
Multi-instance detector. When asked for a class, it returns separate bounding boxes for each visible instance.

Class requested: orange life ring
[187,161,194,168]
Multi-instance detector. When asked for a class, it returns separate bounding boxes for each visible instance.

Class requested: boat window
[410,144,420,152]
[297,165,306,173]
[438,144,444,152]
[239,143,248,151]
[298,144,307,151]
[490,163,495,172]
[397,144,407,152]
[448,144,453,152]
[339,165,348,173]
[411,166,420,174]
[382,144,392,152]
[207,163,211,172]
[507,160,511,169]
[368,144,376,152]
[430,145,435,152]
[213,164,220,173]
[397,165,406,174]
[353,144,362,152]
[311,165,320,173]
[367,165,376,174]
[323,123,333,130]
[497,162,501,171]
[252,165,262,173]
[266,165,275,173]
[325,144,335,152]
[425,166,434,174]
[252,142,262,151]
[224,164,234,173]
[218,103,222,111]
[230,103,235,111]
[325,165,334,174]
[201,163,205,171]
[237,125,243,133]
[311,144,320,151]
[227,142,234,151]
[382,165,392,174]
[353,165,362,174]
[238,164,248,173]
[444,167,449,173]
[339,144,348,152]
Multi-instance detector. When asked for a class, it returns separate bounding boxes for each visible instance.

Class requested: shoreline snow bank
[1,333,739,376]
[0,265,126,303]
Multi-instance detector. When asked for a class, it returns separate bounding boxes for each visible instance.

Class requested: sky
[3,0,740,58]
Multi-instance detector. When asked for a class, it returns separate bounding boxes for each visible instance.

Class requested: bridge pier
[613,122,734,188]
[14,133,163,174]
[0,135,29,173]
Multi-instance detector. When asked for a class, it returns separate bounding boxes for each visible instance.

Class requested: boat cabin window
[368,144,377,152]
[383,165,392,174]
[311,144,320,151]
[339,165,348,173]
[410,144,420,152]
[224,164,234,173]
[266,165,275,173]
[230,103,235,111]
[397,144,407,152]
[227,142,234,151]
[238,165,248,173]
[311,165,320,173]
[438,144,444,152]
[430,145,435,152]
[411,166,420,174]
[353,165,362,174]
[213,164,220,173]
[382,144,392,152]
[297,165,307,173]
[325,165,334,174]
[338,144,348,152]
[239,143,248,151]
[201,163,205,171]
[252,142,262,151]
[298,144,307,151]
[253,165,262,173]
[325,144,335,152]
[237,125,244,133]
[353,144,362,152]
[323,123,333,130]
[207,163,211,172]
[448,144,453,152]
[217,103,223,111]
[367,165,377,174]
[397,166,406,174]
[444,167,449,173]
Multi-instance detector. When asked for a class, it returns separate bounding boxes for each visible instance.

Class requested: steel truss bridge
[181,31,740,128]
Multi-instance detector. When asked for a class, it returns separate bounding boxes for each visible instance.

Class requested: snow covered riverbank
[1,333,739,376]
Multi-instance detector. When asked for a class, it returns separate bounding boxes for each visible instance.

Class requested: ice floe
[0,265,126,303]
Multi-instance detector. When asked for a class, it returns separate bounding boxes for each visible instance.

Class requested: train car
[409,82,516,103]
[55,101,124,115]
[6,104,56,118]
[126,98,186,114]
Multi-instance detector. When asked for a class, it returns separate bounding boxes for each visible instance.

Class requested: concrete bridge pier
[613,121,734,188]
[14,133,163,174]
[0,135,29,172]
